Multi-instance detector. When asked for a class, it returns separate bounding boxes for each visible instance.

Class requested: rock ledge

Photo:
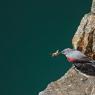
[39,67,95,95]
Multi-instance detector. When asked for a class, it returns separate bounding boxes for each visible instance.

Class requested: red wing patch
[67,57,76,62]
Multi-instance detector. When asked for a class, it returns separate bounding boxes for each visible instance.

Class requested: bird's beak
[60,50,65,55]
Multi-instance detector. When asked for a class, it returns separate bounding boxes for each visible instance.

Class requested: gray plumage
[61,48,95,76]
[61,48,94,63]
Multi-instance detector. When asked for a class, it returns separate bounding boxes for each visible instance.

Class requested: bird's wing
[70,51,92,62]
[86,61,95,68]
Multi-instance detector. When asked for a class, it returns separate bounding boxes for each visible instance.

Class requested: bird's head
[61,48,77,62]
[61,48,74,56]
[51,48,75,58]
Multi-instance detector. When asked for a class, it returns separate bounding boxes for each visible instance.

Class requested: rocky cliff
[39,0,95,95]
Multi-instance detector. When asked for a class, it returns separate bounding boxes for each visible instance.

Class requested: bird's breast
[67,57,76,62]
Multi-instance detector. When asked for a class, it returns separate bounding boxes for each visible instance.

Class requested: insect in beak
[51,50,61,57]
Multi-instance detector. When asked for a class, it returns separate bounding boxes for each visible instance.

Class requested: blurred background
[0,0,92,95]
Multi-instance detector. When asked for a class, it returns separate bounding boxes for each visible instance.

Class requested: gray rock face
[91,0,95,13]
[39,67,95,95]
[39,0,95,95]
[72,13,95,59]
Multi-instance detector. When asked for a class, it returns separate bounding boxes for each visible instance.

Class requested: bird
[55,48,95,76]
[61,48,94,63]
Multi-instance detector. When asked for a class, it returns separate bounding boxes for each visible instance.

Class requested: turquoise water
[0,0,91,95]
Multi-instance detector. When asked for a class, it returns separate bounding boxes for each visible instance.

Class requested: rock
[91,0,95,13]
[39,67,95,95]
[72,13,95,59]
[39,0,95,95]
[72,1,95,60]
